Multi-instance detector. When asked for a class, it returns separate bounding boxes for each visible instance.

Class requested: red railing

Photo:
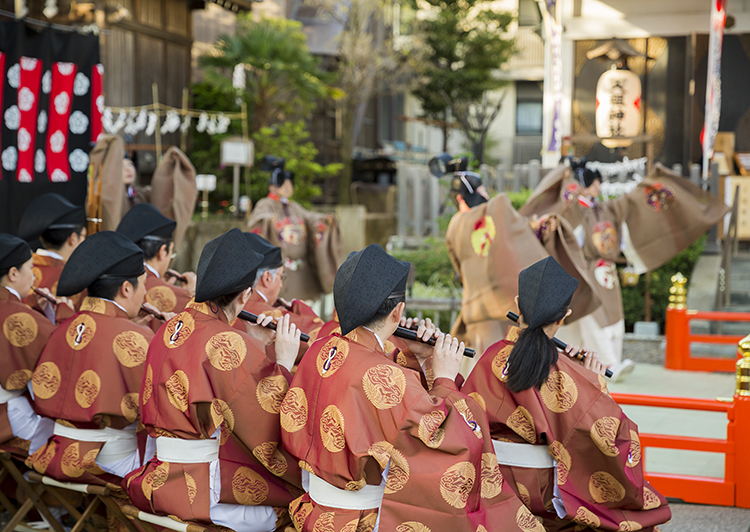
[664,308,750,372]
[611,392,750,508]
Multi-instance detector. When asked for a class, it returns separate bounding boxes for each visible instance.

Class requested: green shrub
[391,237,458,291]
[620,236,706,332]
[506,188,533,210]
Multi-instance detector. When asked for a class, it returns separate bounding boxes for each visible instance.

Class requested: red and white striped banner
[90,64,103,143]
[16,56,42,183]
[702,0,726,162]
[46,62,76,183]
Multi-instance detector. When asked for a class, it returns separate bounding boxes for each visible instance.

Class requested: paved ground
[610,363,750,530]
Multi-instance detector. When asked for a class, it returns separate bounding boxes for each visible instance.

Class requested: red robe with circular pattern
[461,326,672,531]
[123,300,302,529]
[282,327,533,532]
[28,297,153,488]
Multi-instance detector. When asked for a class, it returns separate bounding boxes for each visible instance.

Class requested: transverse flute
[506,311,612,378]
[141,305,166,321]
[32,287,57,304]
[393,327,475,358]
[165,269,188,284]
[237,310,310,342]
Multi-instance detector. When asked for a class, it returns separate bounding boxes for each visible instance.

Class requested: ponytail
[505,326,559,393]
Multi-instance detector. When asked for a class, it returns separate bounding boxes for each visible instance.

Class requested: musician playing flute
[17,193,87,310]
[116,204,197,330]
[461,257,671,531]
[281,244,533,532]
[123,228,302,532]
[235,233,324,359]
[28,231,152,488]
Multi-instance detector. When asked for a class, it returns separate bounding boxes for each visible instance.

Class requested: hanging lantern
[595,68,642,148]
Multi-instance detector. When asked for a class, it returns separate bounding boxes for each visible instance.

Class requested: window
[516,102,543,136]
[518,0,542,27]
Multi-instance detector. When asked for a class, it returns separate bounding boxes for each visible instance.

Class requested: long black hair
[505,313,566,393]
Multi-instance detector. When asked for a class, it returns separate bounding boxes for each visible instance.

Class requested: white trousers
[557,316,625,367]
[7,395,53,456]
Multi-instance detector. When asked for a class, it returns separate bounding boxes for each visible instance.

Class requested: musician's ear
[240,286,253,305]
[558,308,573,324]
[392,301,405,324]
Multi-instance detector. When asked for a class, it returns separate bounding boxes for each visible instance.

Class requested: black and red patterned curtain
[0,19,101,234]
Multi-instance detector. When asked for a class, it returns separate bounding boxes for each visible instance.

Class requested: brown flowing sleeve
[308,215,342,294]
[247,199,281,247]
[617,164,729,273]
[88,134,125,230]
[150,147,198,250]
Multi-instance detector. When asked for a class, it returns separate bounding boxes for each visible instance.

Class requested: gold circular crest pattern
[507,406,536,443]
[120,393,139,423]
[362,364,406,410]
[356,514,378,532]
[112,331,149,368]
[395,352,408,367]
[256,374,289,414]
[6,369,32,390]
[290,499,312,531]
[628,430,641,468]
[491,345,512,382]
[516,482,531,507]
[384,447,410,494]
[142,462,170,501]
[540,371,578,413]
[61,443,85,478]
[80,297,105,313]
[643,486,661,510]
[320,405,346,453]
[31,267,42,289]
[211,398,235,444]
[232,466,269,505]
[316,337,349,378]
[395,523,431,532]
[146,286,177,313]
[166,370,190,412]
[574,506,601,528]
[298,460,314,473]
[142,365,154,405]
[439,461,476,509]
[469,392,486,411]
[74,370,101,408]
[163,312,195,349]
[548,441,572,485]
[30,441,56,474]
[367,441,393,470]
[205,331,247,371]
[590,416,621,457]
[184,472,197,505]
[65,315,97,350]
[619,520,643,531]
[312,512,334,532]
[339,518,359,532]
[598,374,610,395]
[480,453,503,499]
[589,471,626,503]
[252,442,288,477]
[418,410,446,449]
[3,312,38,347]
[516,505,545,532]
[280,387,308,433]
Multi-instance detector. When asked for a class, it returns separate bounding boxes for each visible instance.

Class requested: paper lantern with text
[595,69,641,148]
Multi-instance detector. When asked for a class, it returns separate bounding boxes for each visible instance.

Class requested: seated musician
[237,232,324,353]
[116,204,196,329]
[0,234,61,458]
[17,193,87,310]
[124,228,303,532]
[281,244,532,531]
[461,257,671,531]
[28,231,152,485]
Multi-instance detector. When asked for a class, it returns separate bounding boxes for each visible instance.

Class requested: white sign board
[221,137,254,167]
[196,174,217,192]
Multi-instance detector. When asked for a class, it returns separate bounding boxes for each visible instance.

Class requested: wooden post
[241,102,251,208]
[152,83,162,161]
[180,88,188,152]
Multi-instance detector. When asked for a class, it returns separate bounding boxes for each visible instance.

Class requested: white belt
[155,437,220,464]
[0,386,24,404]
[308,472,385,510]
[53,424,137,464]
[492,439,555,469]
